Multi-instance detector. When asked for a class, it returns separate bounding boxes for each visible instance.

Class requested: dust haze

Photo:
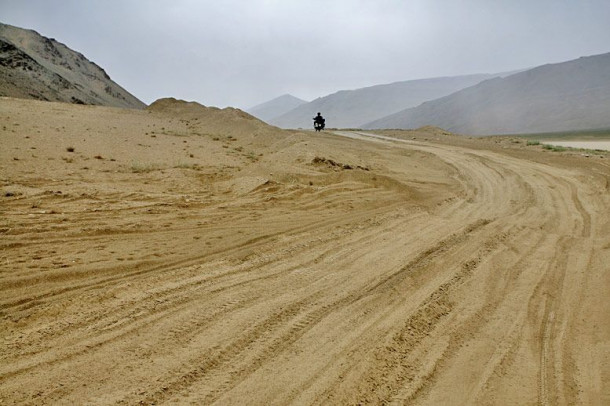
[1,0,609,108]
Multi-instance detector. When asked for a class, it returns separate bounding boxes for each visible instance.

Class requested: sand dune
[1,97,609,405]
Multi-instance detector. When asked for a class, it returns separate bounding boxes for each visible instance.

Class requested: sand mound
[147,97,220,116]
[147,98,265,126]
[147,97,278,140]
[415,125,455,136]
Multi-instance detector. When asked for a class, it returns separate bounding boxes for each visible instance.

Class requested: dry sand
[1,97,609,405]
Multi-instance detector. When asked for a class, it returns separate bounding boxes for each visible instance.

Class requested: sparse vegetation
[527,140,541,146]
[174,162,199,170]
[130,162,162,173]
[246,152,259,161]
[542,144,567,152]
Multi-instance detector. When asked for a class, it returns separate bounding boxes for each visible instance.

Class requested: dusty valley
[1,97,609,405]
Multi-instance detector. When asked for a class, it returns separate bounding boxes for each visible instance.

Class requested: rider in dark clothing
[313,112,325,127]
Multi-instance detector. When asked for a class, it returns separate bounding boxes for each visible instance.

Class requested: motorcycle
[314,120,325,132]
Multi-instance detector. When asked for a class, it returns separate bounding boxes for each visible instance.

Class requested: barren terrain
[1,97,609,405]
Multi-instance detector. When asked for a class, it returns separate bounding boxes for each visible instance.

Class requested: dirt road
[1,99,609,405]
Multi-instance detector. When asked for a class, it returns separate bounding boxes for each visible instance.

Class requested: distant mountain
[247,94,307,122]
[0,22,145,109]
[269,74,500,129]
[364,52,610,135]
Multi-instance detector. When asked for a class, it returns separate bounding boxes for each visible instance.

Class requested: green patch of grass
[526,140,541,146]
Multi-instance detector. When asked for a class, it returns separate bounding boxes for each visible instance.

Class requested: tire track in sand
[133,220,492,405]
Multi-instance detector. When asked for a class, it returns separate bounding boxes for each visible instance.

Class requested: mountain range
[252,52,610,135]
[0,22,144,109]
[266,74,500,129]
[364,52,610,134]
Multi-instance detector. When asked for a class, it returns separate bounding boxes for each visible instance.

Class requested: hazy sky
[1,0,609,109]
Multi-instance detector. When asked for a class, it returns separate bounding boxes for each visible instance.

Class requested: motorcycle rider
[313,112,325,129]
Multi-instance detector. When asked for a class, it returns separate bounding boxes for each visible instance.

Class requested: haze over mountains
[2,21,609,136]
[364,52,610,135]
[0,23,144,109]
[266,74,499,129]
[246,94,308,123]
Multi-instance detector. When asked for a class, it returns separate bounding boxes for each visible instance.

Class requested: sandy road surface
[1,99,609,405]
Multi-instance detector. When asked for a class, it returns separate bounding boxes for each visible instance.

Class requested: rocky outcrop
[0,22,145,108]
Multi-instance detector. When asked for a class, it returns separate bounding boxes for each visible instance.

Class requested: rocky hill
[269,74,498,129]
[364,52,610,135]
[0,22,145,108]
[247,94,307,122]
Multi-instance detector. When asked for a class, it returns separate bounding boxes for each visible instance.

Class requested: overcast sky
[2,0,609,109]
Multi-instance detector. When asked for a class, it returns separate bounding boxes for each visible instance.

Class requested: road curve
[2,129,608,405]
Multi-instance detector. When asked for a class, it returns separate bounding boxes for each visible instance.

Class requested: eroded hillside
[0,23,144,108]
